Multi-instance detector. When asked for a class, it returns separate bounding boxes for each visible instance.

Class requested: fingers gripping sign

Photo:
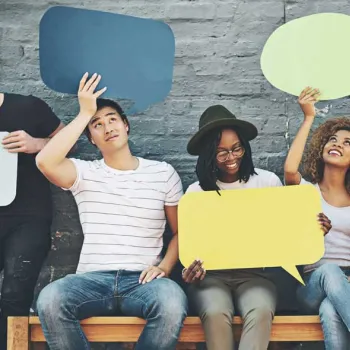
[298,87,321,119]
[78,72,107,116]
[182,259,206,284]
[2,130,41,154]
[318,213,332,236]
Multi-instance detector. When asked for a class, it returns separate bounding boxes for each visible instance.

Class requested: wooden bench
[8,315,324,350]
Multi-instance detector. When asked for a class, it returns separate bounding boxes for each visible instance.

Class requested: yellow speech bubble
[261,13,350,100]
[178,185,324,284]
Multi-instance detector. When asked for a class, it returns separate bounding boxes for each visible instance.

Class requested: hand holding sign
[178,185,324,285]
[182,259,206,283]
[2,130,43,154]
[78,73,107,117]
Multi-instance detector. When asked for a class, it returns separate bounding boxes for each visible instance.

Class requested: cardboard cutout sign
[39,6,175,113]
[261,13,350,100]
[179,185,324,284]
[0,132,18,206]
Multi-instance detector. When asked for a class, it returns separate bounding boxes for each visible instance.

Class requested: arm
[2,98,66,154]
[158,205,180,275]
[284,87,320,185]
[138,206,179,284]
[36,73,106,189]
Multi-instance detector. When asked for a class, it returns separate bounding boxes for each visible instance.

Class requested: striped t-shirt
[65,157,183,273]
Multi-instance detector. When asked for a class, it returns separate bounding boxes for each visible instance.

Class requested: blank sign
[0,132,18,206]
[39,6,175,114]
[261,13,350,100]
[178,185,324,284]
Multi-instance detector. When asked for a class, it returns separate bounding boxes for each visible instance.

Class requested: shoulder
[18,94,47,107]
[139,158,179,178]
[139,157,167,170]
[251,168,282,186]
[185,181,203,193]
[254,168,277,178]
[69,158,104,172]
[5,93,41,106]
[13,94,54,116]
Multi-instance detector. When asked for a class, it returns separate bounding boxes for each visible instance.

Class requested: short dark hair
[196,127,257,192]
[84,99,130,143]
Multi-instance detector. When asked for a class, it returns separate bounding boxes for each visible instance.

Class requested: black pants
[0,217,51,349]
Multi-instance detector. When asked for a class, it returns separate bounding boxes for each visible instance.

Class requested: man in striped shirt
[35,73,188,350]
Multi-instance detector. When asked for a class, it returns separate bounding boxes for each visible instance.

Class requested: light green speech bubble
[261,13,350,100]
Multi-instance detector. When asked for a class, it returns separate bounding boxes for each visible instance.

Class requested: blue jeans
[297,263,350,350]
[36,270,188,350]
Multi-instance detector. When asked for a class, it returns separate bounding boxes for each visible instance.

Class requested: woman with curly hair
[284,87,350,349]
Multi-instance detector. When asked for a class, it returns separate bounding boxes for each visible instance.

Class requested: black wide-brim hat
[187,105,258,155]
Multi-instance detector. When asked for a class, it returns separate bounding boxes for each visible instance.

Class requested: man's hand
[2,130,45,154]
[78,73,107,116]
[298,87,321,119]
[318,213,332,236]
[139,266,167,284]
[182,259,206,283]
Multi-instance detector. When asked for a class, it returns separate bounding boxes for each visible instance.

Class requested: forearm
[158,234,179,275]
[36,112,91,168]
[284,118,313,175]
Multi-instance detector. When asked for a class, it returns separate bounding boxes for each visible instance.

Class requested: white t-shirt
[64,157,183,273]
[299,178,350,273]
[186,168,282,193]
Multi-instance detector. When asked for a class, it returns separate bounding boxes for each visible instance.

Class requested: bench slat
[28,315,321,325]
[27,316,324,342]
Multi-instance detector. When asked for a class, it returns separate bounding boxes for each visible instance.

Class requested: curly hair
[302,117,350,193]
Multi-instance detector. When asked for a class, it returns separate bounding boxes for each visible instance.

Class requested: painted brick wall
[1,1,350,349]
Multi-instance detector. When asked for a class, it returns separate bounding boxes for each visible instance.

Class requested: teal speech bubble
[261,13,350,100]
[40,6,175,114]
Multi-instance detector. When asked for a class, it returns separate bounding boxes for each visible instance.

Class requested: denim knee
[320,298,339,322]
[316,264,347,291]
[147,279,188,324]
[317,264,344,280]
[36,278,70,318]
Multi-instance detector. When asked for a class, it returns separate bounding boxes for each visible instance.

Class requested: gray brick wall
[2,0,350,349]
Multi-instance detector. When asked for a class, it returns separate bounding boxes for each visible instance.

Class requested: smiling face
[322,129,350,169]
[215,129,245,182]
[87,106,129,154]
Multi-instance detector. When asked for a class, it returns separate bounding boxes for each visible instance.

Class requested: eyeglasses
[216,146,245,162]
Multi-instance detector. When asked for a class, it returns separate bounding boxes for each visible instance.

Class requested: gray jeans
[188,269,277,350]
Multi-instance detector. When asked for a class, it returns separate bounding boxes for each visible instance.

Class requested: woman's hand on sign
[182,259,206,283]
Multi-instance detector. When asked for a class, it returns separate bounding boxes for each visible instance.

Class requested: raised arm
[284,87,320,185]
[36,73,106,189]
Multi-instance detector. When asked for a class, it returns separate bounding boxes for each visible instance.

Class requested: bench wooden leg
[7,317,29,350]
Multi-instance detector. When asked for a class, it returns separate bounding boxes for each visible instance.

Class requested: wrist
[158,264,171,276]
[35,138,48,153]
[303,116,314,124]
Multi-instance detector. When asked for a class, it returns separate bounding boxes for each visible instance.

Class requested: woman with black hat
[181,105,282,350]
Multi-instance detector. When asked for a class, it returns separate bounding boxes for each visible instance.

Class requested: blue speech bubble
[39,6,175,114]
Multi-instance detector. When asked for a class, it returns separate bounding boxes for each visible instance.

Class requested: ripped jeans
[0,217,51,349]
